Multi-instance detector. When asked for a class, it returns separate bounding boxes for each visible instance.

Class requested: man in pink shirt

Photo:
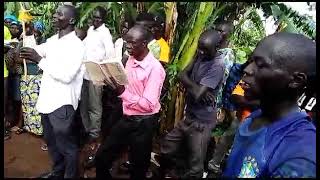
[95,25,166,179]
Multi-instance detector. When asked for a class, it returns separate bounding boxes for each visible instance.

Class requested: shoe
[4,130,10,141]
[37,172,63,179]
[146,171,153,178]
[41,143,48,151]
[150,152,160,167]
[202,171,208,178]
[119,161,131,172]
[208,161,222,174]
[84,155,96,169]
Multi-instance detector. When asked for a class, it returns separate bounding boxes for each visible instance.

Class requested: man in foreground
[95,25,166,180]
[223,32,316,178]
[19,5,85,178]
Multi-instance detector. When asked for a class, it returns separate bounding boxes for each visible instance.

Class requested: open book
[84,57,128,88]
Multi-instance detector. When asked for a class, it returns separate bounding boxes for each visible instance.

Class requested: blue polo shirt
[223,109,316,178]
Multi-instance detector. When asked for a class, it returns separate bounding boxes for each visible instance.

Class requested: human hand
[104,77,125,96]
[202,92,215,106]
[19,47,42,63]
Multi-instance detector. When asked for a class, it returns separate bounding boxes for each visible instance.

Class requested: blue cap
[34,21,45,32]
[4,14,18,22]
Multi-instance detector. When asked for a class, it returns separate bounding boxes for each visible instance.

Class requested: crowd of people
[4,4,316,179]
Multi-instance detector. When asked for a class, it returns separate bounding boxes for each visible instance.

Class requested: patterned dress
[20,64,43,136]
[215,48,235,110]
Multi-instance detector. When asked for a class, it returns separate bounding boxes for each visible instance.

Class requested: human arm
[103,28,115,58]
[178,60,223,105]
[20,41,84,84]
[119,67,166,113]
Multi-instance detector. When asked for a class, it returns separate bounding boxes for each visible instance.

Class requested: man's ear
[69,18,76,25]
[142,40,148,47]
[288,72,307,89]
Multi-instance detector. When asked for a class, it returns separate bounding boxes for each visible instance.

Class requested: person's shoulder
[267,112,316,148]
[149,53,165,73]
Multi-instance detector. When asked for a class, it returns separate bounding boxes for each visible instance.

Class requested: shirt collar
[55,31,76,40]
[92,23,106,32]
[132,52,152,70]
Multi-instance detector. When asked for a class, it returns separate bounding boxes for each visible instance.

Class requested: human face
[242,43,292,101]
[92,10,103,29]
[120,22,130,36]
[197,34,219,59]
[10,24,20,38]
[124,29,147,59]
[4,19,12,27]
[53,6,71,30]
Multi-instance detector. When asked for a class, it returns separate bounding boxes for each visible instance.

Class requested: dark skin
[5,19,12,27]
[119,21,131,65]
[19,5,77,63]
[136,20,155,41]
[107,26,150,95]
[75,27,87,41]
[215,23,233,49]
[242,35,309,131]
[178,31,221,105]
[10,24,21,39]
[92,10,104,30]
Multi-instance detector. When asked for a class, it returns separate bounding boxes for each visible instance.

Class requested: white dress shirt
[83,24,115,80]
[35,31,85,114]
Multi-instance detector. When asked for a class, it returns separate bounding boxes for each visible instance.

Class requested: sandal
[41,143,48,151]
[15,128,25,135]
[11,126,19,132]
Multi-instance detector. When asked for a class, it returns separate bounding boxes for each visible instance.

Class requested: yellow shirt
[157,38,170,63]
[4,26,11,78]
[232,80,245,96]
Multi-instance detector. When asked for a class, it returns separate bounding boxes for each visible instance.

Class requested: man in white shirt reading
[19,5,85,178]
[80,7,115,154]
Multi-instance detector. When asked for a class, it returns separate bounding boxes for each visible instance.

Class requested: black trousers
[95,114,159,179]
[41,105,79,178]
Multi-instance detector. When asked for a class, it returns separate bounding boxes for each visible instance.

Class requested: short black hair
[63,5,78,24]
[136,12,155,23]
[95,6,107,19]
[128,24,153,41]
[261,32,316,91]
[200,29,222,48]
[216,21,234,35]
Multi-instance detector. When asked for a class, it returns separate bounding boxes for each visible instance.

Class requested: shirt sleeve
[268,124,316,178]
[271,158,316,178]
[200,65,224,90]
[38,42,85,84]
[120,66,165,113]
[103,28,115,58]
[34,40,49,58]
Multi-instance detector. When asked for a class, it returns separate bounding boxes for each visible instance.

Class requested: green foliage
[230,8,266,64]
[31,2,62,39]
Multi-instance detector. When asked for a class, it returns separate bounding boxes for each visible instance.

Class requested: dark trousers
[95,114,159,180]
[209,119,239,166]
[160,117,215,178]
[41,105,79,178]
